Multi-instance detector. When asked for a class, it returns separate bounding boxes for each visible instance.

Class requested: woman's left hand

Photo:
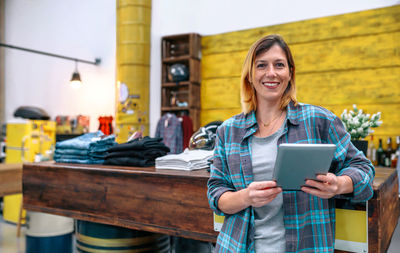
[301,173,353,199]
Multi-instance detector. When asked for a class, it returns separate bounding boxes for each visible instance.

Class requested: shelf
[161,106,189,111]
[162,33,201,60]
[162,55,191,63]
[162,81,190,88]
[161,33,201,130]
[162,58,201,83]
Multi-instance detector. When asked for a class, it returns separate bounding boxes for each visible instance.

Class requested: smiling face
[251,44,292,106]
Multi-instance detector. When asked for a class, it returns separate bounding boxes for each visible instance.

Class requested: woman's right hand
[245,181,282,207]
[218,180,282,214]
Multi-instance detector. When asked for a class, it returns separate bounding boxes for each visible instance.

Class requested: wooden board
[201,33,400,79]
[368,167,400,253]
[0,163,22,196]
[22,162,218,242]
[201,5,400,55]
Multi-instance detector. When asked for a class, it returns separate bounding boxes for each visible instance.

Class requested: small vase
[351,139,368,156]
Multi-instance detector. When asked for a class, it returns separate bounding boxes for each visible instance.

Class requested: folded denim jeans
[55,131,116,150]
[54,153,107,161]
[55,158,104,164]
[55,148,89,156]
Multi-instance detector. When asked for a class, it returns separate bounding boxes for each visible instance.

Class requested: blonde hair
[240,34,297,114]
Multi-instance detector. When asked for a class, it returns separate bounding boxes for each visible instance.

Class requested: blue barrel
[25,212,74,253]
[76,220,170,253]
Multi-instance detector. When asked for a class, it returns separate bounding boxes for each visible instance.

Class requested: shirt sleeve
[207,125,236,216]
[155,118,162,138]
[328,116,375,202]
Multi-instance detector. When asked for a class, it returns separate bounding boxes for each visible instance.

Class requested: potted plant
[340,104,382,155]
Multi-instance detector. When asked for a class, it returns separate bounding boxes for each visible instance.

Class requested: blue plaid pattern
[155,113,183,154]
[207,102,375,253]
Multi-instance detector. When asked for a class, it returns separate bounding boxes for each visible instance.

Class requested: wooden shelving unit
[161,33,201,131]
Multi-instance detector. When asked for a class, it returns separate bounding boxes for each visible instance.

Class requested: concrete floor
[388,215,400,253]
[0,216,400,253]
[0,220,25,253]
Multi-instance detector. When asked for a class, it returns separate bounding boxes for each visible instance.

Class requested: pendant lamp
[70,60,82,89]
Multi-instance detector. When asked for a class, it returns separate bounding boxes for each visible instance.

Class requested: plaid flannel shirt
[207,102,375,253]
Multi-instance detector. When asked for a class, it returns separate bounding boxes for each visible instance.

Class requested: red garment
[179,115,193,150]
[98,116,114,135]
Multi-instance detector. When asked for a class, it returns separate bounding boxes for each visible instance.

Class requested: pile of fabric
[104,137,170,167]
[54,131,116,164]
[155,148,214,171]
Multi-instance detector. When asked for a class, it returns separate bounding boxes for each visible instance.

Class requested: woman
[207,34,374,253]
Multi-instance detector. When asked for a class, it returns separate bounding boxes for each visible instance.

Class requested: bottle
[385,137,394,167]
[367,135,377,166]
[392,136,400,168]
[391,153,397,168]
[376,139,385,166]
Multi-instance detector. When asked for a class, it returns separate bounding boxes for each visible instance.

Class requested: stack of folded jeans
[54,131,116,164]
[104,136,170,167]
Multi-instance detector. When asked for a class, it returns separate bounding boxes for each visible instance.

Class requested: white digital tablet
[273,143,336,190]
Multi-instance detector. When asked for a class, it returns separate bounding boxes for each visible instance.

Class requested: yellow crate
[5,120,56,163]
[4,120,56,223]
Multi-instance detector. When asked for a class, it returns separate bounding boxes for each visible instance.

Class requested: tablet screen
[273,143,336,190]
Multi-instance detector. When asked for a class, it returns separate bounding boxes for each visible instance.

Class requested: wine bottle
[392,136,400,168]
[376,139,385,166]
[385,137,394,167]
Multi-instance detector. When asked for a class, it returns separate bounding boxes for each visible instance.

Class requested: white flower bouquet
[340,104,382,140]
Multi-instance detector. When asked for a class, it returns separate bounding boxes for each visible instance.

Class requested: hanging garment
[155,113,183,154]
[179,115,194,150]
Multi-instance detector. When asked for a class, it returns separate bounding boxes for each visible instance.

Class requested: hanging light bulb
[70,60,82,89]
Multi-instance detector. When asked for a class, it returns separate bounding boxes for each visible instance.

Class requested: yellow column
[116,0,151,142]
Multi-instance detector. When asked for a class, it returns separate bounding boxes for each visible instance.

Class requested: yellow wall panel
[292,32,400,73]
[202,52,246,80]
[324,104,400,136]
[297,67,400,105]
[201,108,241,126]
[200,5,400,144]
[202,32,400,80]
[201,77,241,110]
[202,5,400,55]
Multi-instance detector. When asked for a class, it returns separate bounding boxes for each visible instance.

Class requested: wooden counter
[368,167,400,253]
[22,162,218,242]
[0,163,22,196]
[22,162,399,252]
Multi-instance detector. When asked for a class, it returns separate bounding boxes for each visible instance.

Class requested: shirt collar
[241,101,300,141]
[244,101,300,129]
[286,101,300,126]
[244,110,257,129]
